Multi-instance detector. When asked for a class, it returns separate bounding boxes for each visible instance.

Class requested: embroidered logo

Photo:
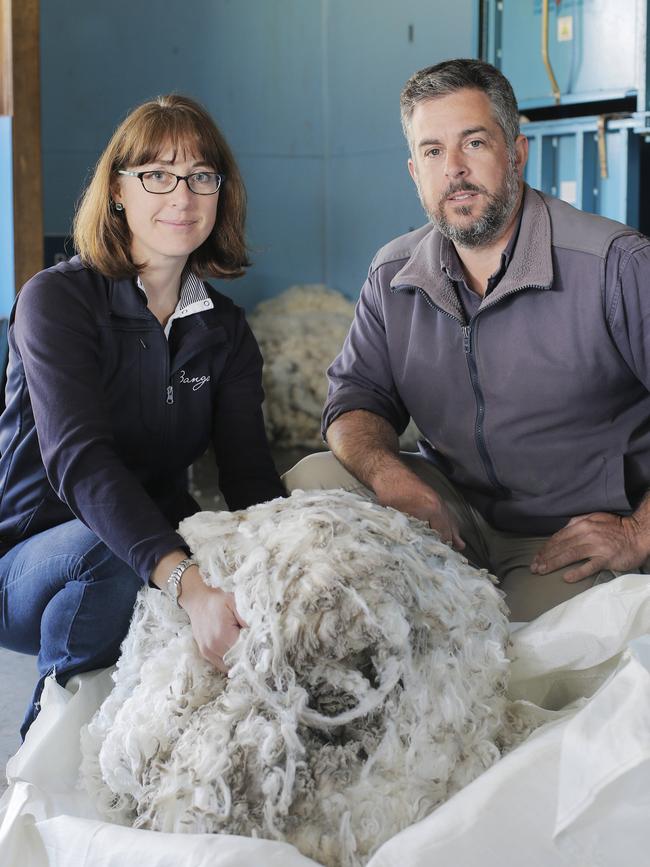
[179,370,211,391]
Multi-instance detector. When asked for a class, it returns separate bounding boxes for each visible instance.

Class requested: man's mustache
[442,181,486,198]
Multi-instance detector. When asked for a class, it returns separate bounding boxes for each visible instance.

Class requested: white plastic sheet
[2,574,650,867]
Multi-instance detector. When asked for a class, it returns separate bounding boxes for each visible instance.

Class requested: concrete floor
[0,445,313,794]
[0,649,38,792]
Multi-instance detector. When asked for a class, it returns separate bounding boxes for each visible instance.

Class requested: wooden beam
[4,0,43,292]
[0,0,12,115]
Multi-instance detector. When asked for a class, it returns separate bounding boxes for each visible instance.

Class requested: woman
[0,94,285,737]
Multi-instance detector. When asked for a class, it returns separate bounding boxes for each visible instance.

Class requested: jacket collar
[104,270,227,370]
[108,268,214,324]
[108,275,152,320]
[136,269,214,321]
[390,185,554,317]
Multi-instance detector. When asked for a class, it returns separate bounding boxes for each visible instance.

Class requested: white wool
[81,490,525,866]
[249,285,420,448]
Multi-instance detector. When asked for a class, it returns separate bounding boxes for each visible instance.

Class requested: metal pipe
[541,0,561,105]
[595,113,630,180]
[597,115,608,180]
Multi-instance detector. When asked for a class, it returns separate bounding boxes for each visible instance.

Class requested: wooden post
[0,0,43,292]
[0,0,12,116]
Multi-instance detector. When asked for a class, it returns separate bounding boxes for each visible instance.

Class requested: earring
[114,202,124,212]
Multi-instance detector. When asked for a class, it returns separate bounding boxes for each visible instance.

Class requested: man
[284,58,650,621]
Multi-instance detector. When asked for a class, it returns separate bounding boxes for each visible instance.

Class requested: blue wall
[41,0,476,307]
[0,116,14,317]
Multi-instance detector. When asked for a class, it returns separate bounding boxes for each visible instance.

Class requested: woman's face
[113,142,219,272]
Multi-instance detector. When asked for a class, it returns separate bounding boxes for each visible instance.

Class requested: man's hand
[179,565,247,672]
[326,410,465,550]
[374,476,465,550]
[530,512,649,583]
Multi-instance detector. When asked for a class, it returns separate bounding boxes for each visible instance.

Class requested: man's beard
[419,160,521,248]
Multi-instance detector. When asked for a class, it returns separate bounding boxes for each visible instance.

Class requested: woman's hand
[151,551,246,673]
[178,566,246,672]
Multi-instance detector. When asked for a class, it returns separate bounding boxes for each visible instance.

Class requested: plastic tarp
[2,574,650,867]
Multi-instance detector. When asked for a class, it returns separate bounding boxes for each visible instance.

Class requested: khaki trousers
[282,451,616,622]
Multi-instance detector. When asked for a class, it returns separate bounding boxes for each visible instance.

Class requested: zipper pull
[462,325,472,354]
[166,385,174,405]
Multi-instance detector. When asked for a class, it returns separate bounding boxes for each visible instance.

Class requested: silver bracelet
[167,557,197,607]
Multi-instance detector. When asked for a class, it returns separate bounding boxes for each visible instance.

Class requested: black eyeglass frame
[117,169,224,195]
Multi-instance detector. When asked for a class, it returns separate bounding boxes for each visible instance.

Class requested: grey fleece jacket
[323,186,650,535]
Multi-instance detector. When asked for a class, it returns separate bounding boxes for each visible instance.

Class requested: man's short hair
[400,59,520,152]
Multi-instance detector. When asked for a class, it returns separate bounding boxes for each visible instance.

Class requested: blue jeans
[0,519,142,738]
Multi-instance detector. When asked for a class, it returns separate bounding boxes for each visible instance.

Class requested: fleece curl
[80,489,526,866]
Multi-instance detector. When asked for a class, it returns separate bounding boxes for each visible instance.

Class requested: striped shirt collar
[137,268,214,338]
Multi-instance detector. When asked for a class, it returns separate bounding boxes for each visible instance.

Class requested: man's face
[407,88,528,248]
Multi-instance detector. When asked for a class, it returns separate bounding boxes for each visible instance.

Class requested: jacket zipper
[394,285,506,485]
[466,284,547,493]
[138,328,175,406]
[393,283,547,495]
[461,320,508,496]
[413,284,508,495]
[139,322,175,458]
[162,337,174,461]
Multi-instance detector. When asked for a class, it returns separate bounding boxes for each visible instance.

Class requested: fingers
[426,501,465,551]
[432,518,465,551]
[198,623,240,672]
[448,516,465,551]
[534,513,609,559]
[562,559,602,584]
[530,511,636,581]
[531,521,595,572]
[204,615,242,669]
[445,509,465,551]
[531,551,597,582]
[535,550,600,582]
[452,530,466,551]
[566,513,593,527]
[227,593,249,629]
[189,588,246,673]
[207,653,229,674]
[531,541,591,575]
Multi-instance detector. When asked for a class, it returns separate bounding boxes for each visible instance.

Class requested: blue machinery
[481,0,650,228]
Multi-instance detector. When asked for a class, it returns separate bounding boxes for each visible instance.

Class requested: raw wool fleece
[249,285,420,448]
[80,490,518,867]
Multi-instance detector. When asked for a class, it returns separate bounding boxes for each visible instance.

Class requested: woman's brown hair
[73,94,250,279]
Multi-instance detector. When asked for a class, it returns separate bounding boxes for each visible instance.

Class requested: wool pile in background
[250,285,419,449]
